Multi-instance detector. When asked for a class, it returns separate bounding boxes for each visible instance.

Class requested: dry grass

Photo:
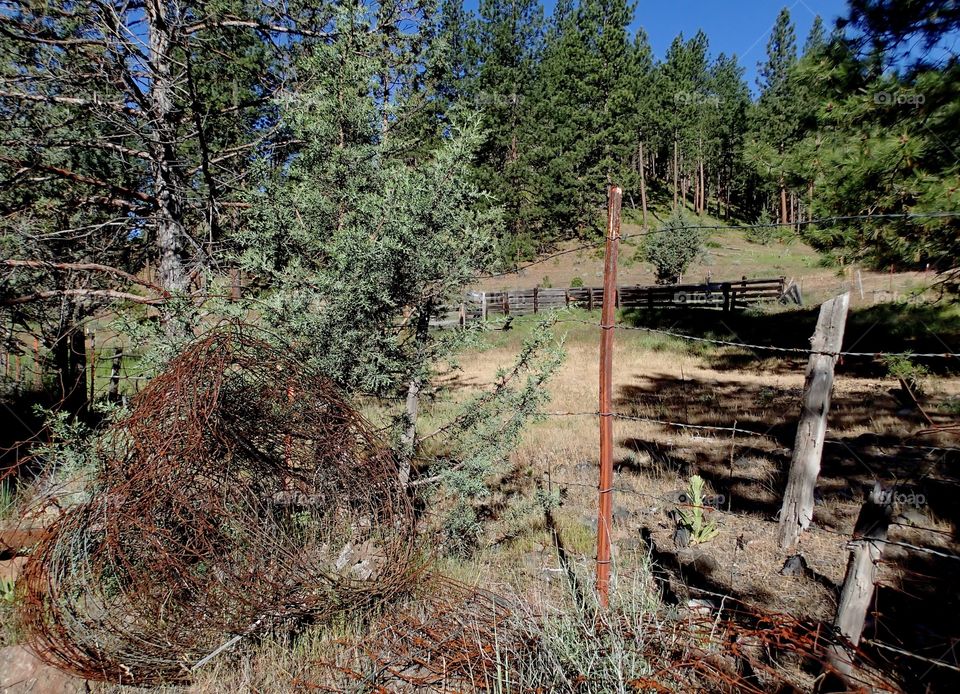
[474,222,935,310]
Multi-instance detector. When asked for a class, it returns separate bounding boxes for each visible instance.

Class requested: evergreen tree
[526,0,635,239]
[469,0,544,261]
[238,6,560,491]
[748,7,802,224]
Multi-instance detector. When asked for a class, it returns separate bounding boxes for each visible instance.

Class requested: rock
[0,557,27,584]
[612,506,633,523]
[779,554,811,577]
[673,525,691,548]
[688,552,719,577]
[0,527,47,558]
[0,646,87,693]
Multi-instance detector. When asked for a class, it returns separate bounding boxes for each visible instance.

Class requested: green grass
[0,478,16,523]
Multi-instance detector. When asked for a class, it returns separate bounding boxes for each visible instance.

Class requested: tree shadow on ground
[615,375,960,531]
[621,302,960,377]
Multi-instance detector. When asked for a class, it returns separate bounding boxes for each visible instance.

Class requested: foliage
[492,559,662,691]
[882,352,930,397]
[675,475,720,545]
[0,477,15,523]
[642,213,705,284]
[432,319,564,551]
[0,577,14,605]
[570,276,585,288]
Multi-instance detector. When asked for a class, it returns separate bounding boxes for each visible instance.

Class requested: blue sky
[465,0,851,92]
[631,0,849,90]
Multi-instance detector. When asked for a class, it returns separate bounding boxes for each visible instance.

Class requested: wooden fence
[460,276,787,321]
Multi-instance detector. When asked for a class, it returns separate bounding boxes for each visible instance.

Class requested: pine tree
[748,8,802,224]
[469,0,544,261]
[526,0,635,239]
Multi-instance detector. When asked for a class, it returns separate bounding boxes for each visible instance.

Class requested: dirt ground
[437,306,960,691]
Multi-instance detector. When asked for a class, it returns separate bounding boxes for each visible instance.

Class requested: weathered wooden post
[107,346,123,403]
[88,327,96,406]
[778,292,850,550]
[533,286,539,314]
[481,291,487,321]
[822,484,893,691]
[596,184,622,608]
[33,336,40,389]
[722,282,731,313]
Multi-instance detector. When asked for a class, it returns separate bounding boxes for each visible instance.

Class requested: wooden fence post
[107,346,123,403]
[459,302,466,329]
[588,287,594,312]
[778,292,850,550]
[596,184,622,609]
[88,328,96,406]
[823,484,893,690]
[481,292,487,321]
[533,286,539,314]
[33,337,40,389]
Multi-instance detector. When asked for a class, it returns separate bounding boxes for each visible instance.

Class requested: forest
[1,0,959,692]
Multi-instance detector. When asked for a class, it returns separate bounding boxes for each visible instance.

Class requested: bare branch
[2,260,168,296]
[2,288,164,306]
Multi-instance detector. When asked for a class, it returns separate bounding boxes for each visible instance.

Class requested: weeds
[675,475,720,545]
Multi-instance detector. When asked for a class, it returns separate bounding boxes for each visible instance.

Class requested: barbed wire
[477,211,960,281]
[539,411,960,452]
[553,318,959,359]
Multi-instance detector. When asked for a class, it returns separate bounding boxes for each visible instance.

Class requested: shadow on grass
[621,301,960,377]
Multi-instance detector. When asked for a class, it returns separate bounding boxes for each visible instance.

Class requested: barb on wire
[554,318,959,360]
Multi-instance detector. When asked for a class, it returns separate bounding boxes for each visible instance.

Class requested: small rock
[0,556,27,584]
[0,645,87,693]
[779,554,810,577]
[0,527,47,558]
[612,506,633,523]
[689,552,719,577]
[673,525,691,548]
[895,507,929,526]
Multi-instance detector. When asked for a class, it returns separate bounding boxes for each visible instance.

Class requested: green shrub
[883,352,929,397]
[570,276,584,288]
[642,213,704,284]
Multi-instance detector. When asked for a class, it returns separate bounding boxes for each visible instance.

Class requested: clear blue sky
[465,0,852,92]
[632,0,850,91]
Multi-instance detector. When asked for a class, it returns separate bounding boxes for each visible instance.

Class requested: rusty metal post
[596,184,622,608]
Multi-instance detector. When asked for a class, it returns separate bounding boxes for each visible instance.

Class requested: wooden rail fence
[457,276,788,323]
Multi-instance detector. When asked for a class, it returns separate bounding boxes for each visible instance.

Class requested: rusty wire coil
[17,325,421,684]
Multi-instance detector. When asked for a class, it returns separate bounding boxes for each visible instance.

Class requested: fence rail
[460,276,787,321]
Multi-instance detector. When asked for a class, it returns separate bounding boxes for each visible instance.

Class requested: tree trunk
[638,141,648,227]
[398,303,433,487]
[146,1,189,321]
[672,138,679,211]
[52,298,87,417]
[779,179,789,225]
[778,293,850,550]
[698,158,706,214]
